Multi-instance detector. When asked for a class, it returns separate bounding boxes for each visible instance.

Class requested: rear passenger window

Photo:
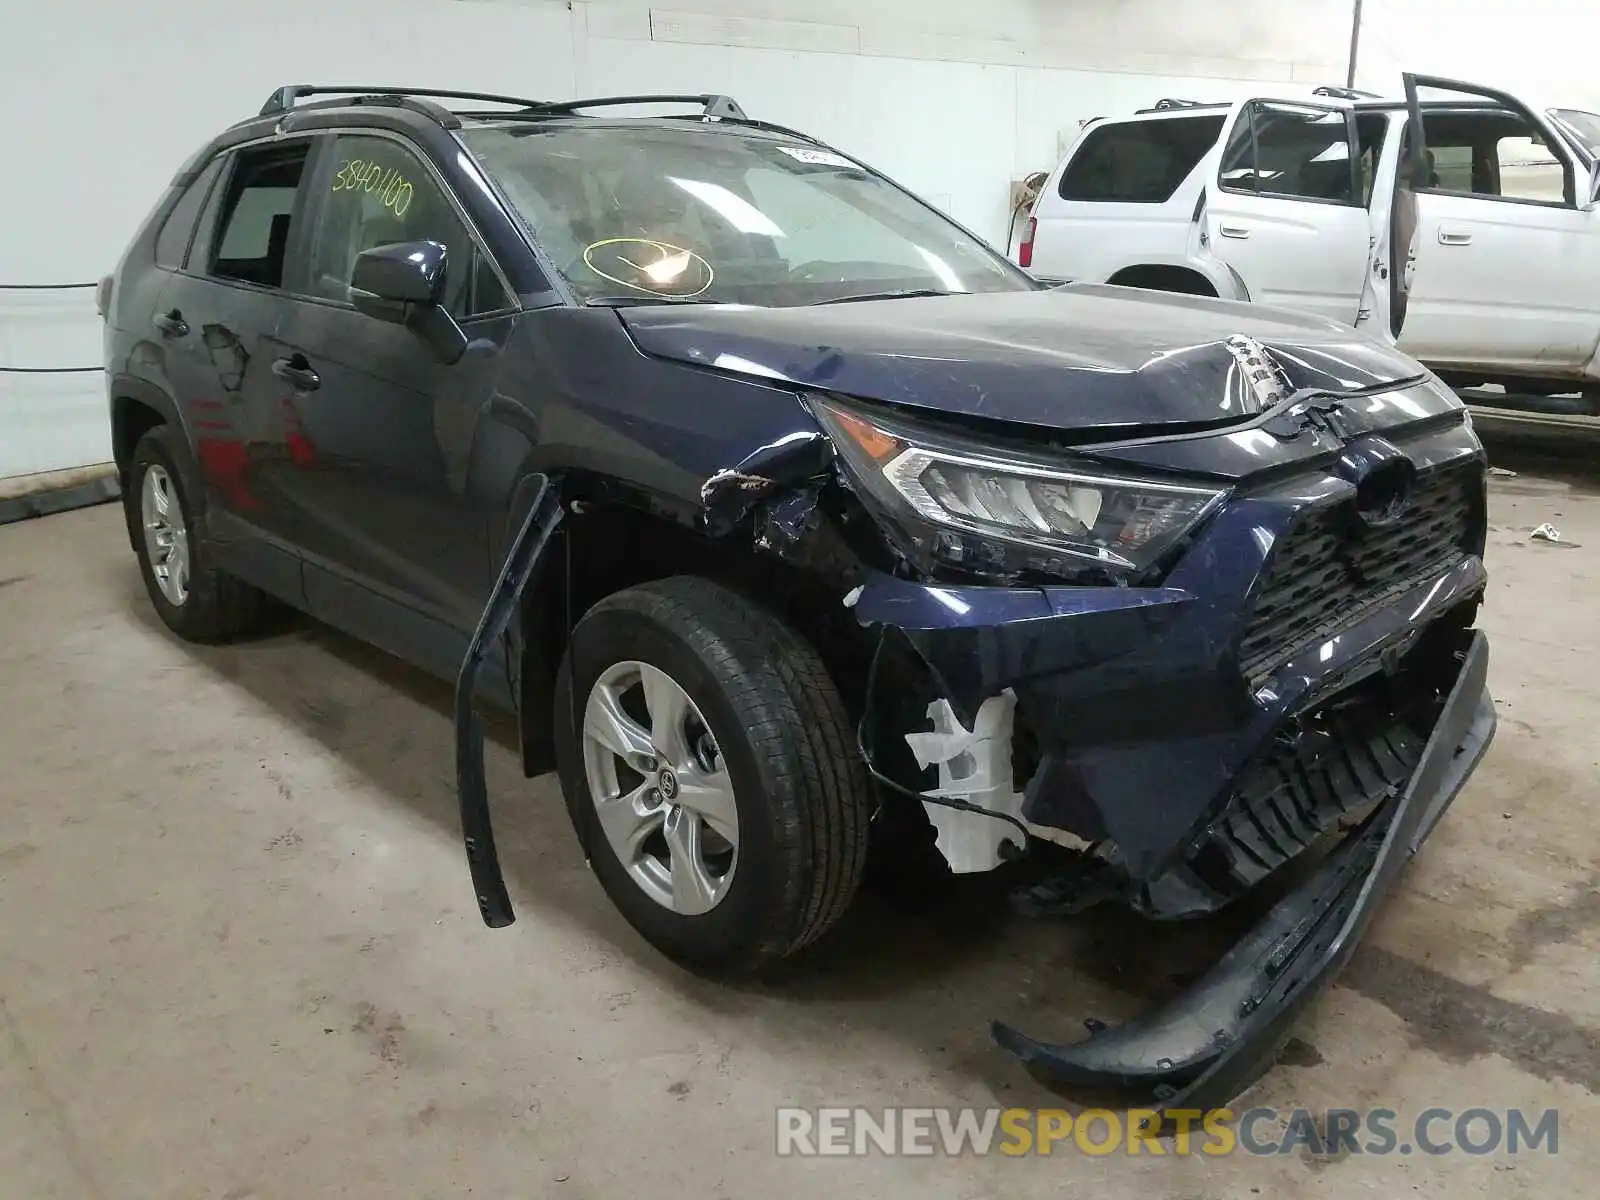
[209,141,313,288]
[155,158,223,270]
[1427,143,1476,192]
[1219,102,1357,204]
[1059,115,1225,202]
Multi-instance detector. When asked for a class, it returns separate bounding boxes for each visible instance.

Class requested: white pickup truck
[1021,75,1600,406]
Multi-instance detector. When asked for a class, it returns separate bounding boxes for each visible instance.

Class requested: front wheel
[554,576,874,975]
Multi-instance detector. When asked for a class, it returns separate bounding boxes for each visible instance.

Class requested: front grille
[1135,643,1458,918]
[1237,460,1477,686]
[1198,697,1426,894]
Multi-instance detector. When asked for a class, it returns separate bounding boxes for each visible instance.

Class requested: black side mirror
[350,240,467,363]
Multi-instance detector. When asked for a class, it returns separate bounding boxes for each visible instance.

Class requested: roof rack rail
[522,94,748,120]
[257,86,761,136]
[657,113,822,145]
[258,85,549,129]
[1312,85,1382,100]
[1134,97,1231,114]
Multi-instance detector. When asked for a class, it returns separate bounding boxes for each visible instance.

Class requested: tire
[554,576,874,975]
[127,424,268,643]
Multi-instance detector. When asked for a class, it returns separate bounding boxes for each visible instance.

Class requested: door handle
[1219,223,1252,239]
[153,309,189,338]
[1438,229,1473,245]
[271,354,321,392]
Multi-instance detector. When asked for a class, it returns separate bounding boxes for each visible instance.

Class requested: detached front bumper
[1000,628,1494,1111]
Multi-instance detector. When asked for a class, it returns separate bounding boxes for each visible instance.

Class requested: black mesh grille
[1195,687,1429,896]
[1138,647,1457,918]
[1238,461,1477,686]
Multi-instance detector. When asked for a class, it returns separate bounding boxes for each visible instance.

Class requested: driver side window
[307,134,509,317]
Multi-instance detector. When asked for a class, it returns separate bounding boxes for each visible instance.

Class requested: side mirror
[350,240,466,363]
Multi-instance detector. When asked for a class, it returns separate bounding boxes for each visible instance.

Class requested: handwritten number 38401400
[332,160,414,218]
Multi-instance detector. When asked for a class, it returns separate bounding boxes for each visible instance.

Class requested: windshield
[459,122,1032,306]
[1550,109,1600,160]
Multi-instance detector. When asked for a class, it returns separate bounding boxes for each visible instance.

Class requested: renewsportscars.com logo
[775,1106,1561,1158]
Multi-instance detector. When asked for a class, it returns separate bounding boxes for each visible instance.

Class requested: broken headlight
[813,398,1226,581]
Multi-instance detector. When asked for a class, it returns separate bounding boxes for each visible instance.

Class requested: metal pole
[1346,0,1364,89]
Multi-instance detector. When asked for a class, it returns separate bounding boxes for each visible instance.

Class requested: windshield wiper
[584,295,716,308]
[812,288,951,305]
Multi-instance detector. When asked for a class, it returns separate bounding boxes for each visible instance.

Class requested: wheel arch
[508,485,747,778]
[110,379,183,479]
[110,378,194,547]
[506,480,864,778]
[1105,263,1222,297]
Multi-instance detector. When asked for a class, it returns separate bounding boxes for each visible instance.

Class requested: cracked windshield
[460,122,1030,305]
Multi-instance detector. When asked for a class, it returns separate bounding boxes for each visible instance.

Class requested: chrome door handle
[153,309,189,338]
[1438,229,1473,245]
[1219,224,1251,239]
[271,355,321,392]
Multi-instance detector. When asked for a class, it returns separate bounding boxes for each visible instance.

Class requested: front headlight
[813,398,1226,582]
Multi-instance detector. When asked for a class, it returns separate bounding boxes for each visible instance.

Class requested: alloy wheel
[140,464,190,607]
[581,660,739,915]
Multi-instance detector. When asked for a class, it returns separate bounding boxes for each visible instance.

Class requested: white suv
[1021,76,1600,403]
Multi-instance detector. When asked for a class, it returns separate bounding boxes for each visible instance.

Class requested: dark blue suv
[103,87,1496,1112]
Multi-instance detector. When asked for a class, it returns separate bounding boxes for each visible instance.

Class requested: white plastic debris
[1531,523,1563,543]
[842,585,863,608]
[904,691,1027,873]
[1489,466,1518,478]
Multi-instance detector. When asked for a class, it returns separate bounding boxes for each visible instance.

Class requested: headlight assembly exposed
[812,397,1226,581]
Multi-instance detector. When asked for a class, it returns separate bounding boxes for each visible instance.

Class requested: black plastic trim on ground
[455,475,565,929]
[0,475,121,526]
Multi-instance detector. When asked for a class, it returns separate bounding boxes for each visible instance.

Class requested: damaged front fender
[698,428,833,540]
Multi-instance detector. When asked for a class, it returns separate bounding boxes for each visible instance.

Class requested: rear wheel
[554,576,874,975]
[128,425,268,642]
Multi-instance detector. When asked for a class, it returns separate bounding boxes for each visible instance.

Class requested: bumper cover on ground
[992,629,1496,1114]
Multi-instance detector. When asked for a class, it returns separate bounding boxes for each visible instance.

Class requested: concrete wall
[1,0,1588,477]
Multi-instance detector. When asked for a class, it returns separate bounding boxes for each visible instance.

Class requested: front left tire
[553,576,874,975]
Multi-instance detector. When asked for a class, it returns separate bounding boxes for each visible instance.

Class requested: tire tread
[571,575,873,972]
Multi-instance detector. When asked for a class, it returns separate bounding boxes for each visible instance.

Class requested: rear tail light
[1017,217,1037,269]
[95,275,113,319]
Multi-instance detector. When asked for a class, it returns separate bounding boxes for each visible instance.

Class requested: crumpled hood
[618,284,1425,433]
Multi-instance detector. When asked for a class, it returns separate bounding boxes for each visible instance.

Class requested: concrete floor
[3,446,1597,1199]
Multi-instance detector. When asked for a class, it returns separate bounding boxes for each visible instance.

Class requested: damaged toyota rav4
[105,88,1496,1112]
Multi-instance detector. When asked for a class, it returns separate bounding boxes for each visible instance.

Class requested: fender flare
[109,374,189,471]
[108,374,203,542]
[456,475,566,929]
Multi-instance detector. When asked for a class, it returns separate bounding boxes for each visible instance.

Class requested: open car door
[1397,73,1600,377]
